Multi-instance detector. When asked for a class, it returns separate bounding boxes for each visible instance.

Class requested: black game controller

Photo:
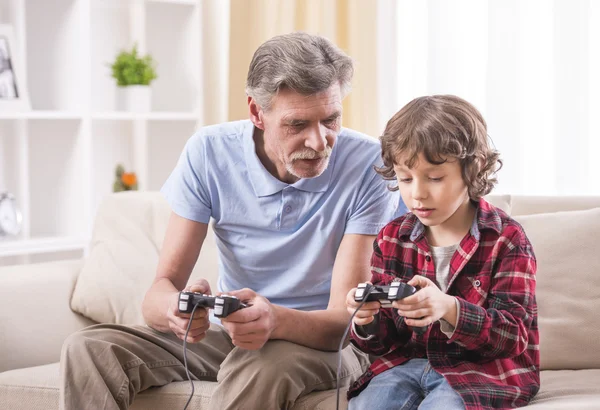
[354,282,428,335]
[178,292,246,318]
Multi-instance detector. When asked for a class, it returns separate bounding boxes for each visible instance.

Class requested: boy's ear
[248,97,265,130]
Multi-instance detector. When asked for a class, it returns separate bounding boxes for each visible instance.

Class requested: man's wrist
[269,303,284,339]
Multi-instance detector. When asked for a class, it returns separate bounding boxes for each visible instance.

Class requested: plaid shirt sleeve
[350,237,413,355]
[448,230,537,358]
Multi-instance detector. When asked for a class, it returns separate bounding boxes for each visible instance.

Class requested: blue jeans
[348,359,465,410]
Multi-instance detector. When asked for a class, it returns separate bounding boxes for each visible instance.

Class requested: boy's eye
[399,178,412,183]
[429,177,444,182]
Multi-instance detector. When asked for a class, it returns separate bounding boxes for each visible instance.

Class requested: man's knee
[61,325,127,362]
[219,340,338,385]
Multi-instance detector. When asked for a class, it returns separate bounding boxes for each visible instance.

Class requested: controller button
[215,306,224,315]
[179,302,188,311]
[180,294,190,300]
[425,255,431,262]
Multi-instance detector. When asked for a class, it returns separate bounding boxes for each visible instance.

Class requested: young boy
[346,95,539,410]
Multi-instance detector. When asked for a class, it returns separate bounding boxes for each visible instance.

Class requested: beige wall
[227,0,380,137]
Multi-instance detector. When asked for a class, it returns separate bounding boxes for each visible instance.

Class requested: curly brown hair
[377,95,502,200]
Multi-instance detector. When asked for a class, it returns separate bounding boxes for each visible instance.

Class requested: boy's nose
[412,181,427,200]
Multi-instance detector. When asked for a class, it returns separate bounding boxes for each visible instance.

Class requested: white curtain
[377,0,600,196]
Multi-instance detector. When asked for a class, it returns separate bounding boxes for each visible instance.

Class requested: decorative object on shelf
[110,44,157,113]
[0,192,22,236]
[0,25,30,112]
[113,164,139,192]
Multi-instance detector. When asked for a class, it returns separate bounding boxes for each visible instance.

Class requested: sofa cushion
[484,194,512,215]
[2,363,599,410]
[522,369,600,409]
[70,192,220,325]
[0,362,346,410]
[514,207,600,370]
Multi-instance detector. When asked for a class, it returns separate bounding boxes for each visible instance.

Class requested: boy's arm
[350,238,412,355]
[447,236,537,359]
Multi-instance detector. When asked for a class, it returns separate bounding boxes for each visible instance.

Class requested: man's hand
[166,279,212,343]
[393,275,458,328]
[219,288,276,350]
[345,285,380,326]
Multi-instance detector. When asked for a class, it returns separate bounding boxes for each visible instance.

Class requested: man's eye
[288,123,305,131]
[399,178,412,183]
[429,177,444,182]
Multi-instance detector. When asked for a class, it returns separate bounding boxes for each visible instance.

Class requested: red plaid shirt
[349,199,540,409]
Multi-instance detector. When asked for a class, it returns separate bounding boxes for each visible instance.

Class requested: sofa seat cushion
[2,363,600,409]
[0,362,345,410]
[523,369,600,409]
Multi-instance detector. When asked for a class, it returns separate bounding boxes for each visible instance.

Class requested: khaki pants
[59,323,369,410]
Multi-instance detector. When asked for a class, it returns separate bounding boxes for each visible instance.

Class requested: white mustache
[290,146,332,161]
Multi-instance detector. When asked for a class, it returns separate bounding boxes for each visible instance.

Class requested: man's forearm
[142,278,178,333]
[270,305,351,351]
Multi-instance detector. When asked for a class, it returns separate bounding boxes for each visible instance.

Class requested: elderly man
[60,32,406,410]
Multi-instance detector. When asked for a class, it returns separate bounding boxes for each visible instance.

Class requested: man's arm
[142,212,208,333]
[270,233,375,351]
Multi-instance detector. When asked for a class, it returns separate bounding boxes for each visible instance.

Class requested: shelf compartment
[147,120,195,191]
[26,0,84,111]
[0,121,24,200]
[146,1,200,112]
[90,120,135,212]
[28,120,86,237]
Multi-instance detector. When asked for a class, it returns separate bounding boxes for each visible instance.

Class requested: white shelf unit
[0,0,203,266]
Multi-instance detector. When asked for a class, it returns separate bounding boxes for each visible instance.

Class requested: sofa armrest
[0,259,96,373]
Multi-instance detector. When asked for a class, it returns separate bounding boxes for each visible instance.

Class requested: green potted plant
[110,44,157,112]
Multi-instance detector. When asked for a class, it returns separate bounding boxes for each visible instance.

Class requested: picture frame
[0,24,30,111]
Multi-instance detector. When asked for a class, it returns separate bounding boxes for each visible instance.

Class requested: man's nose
[304,125,327,152]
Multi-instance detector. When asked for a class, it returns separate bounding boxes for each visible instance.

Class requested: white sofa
[1,192,600,409]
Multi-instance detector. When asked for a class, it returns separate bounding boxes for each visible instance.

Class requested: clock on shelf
[0,192,22,237]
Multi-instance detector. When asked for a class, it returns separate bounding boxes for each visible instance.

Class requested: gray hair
[246,32,354,110]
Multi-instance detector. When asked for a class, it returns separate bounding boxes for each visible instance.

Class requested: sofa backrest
[70,192,600,371]
[70,192,220,325]
[489,194,600,370]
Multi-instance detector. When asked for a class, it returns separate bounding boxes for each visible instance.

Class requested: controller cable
[336,285,375,410]
[182,303,201,410]
[181,298,248,410]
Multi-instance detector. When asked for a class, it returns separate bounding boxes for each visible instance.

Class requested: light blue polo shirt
[161,119,406,311]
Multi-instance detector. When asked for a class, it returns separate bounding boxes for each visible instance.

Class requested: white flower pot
[116,85,152,112]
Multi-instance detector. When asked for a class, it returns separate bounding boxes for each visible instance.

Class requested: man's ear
[248,96,265,130]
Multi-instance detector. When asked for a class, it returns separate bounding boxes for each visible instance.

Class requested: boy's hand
[393,276,458,328]
[346,286,381,326]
